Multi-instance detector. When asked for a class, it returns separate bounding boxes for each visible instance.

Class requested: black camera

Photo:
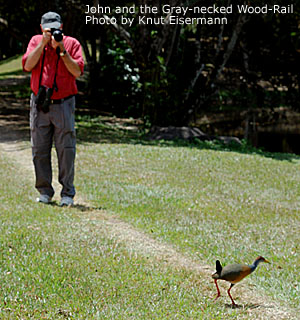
[36,86,54,113]
[51,28,63,42]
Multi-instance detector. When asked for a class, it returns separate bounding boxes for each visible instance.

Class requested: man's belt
[51,95,74,104]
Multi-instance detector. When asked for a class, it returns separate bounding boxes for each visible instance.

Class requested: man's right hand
[42,29,51,47]
[24,30,50,72]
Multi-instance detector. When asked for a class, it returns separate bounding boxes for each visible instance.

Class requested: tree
[87,0,252,124]
[2,0,300,127]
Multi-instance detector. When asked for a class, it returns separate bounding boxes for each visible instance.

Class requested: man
[22,12,84,206]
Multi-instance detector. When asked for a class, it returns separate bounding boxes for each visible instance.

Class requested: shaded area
[0,76,31,142]
[2,2,300,130]
[0,80,30,142]
[0,76,299,163]
[196,108,300,155]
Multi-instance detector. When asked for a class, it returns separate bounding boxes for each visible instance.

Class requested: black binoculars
[35,86,54,113]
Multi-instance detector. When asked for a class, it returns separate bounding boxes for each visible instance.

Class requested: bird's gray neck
[249,259,261,272]
[249,264,256,273]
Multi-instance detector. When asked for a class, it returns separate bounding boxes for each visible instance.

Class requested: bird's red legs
[214,279,221,300]
[228,284,236,306]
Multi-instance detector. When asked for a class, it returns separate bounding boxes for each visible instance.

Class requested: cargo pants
[30,93,76,199]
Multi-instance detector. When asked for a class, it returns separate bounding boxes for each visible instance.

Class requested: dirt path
[0,104,298,319]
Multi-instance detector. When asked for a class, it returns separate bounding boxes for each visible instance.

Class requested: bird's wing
[221,264,252,284]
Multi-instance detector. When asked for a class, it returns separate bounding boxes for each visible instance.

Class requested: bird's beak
[264,259,270,264]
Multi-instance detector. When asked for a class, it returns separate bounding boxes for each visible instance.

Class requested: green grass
[1,117,299,318]
[0,146,255,319]
[0,79,299,317]
[0,55,23,78]
[0,83,31,99]
[0,52,88,79]
[73,119,300,310]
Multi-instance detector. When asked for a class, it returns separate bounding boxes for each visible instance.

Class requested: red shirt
[22,35,84,99]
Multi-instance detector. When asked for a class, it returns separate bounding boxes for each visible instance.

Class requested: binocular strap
[39,47,60,92]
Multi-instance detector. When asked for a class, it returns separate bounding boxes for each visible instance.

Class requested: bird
[212,256,270,306]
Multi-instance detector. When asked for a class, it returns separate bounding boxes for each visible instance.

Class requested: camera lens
[53,30,63,42]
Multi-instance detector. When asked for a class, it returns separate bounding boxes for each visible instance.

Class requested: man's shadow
[49,201,105,212]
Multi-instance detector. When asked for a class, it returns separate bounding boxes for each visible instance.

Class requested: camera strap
[38,47,60,92]
[53,49,60,92]
[38,48,46,88]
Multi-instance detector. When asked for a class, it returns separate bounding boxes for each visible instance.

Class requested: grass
[0,115,299,318]
[1,151,239,319]
[73,119,300,310]
[0,57,299,317]
[0,83,31,99]
[0,55,31,99]
[0,55,23,78]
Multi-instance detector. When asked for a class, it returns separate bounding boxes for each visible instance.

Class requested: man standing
[22,12,84,206]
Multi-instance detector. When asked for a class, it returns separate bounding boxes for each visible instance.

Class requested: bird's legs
[214,279,221,300]
[227,284,236,306]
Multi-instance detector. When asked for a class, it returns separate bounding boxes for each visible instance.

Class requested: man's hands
[42,29,52,47]
[25,27,81,78]
[23,31,49,72]
[42,28,65,52]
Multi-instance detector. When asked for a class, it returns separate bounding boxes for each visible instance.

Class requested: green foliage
[100,39,142,116]
[2,0,300,125]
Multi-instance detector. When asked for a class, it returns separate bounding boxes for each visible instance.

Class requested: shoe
[60,196,74,207]
[36,194,51,204]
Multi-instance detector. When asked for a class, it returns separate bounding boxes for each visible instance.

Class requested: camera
[51,28,63,42]
[36,86,54,113]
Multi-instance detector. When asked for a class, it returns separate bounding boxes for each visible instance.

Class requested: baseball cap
[41,12,62,29]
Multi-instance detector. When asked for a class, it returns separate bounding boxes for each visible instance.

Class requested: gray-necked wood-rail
[212,256,270,306]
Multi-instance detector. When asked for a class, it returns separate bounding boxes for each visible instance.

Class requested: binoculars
[35,86,53,113]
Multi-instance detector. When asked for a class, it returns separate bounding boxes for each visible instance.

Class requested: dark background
[1,0,300,153]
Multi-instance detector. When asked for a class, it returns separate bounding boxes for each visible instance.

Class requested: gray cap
[41,11,62,29]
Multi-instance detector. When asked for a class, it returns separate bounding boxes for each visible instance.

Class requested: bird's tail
[212,260,222,279]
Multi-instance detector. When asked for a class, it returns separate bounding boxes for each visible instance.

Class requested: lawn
[74,126,300,310]
[0,60,299,318]
[1,117,299,319]
[0,150,227,319]
[0,55,23,78]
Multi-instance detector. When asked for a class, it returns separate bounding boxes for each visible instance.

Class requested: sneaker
[60,196,74,207]
[36,194,51,204]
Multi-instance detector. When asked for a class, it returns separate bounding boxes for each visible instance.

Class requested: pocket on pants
[29,93,38,131]
[63,97,75,133]
[62,97,76,148]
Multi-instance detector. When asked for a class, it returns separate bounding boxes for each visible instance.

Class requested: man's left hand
[51,37,65,53]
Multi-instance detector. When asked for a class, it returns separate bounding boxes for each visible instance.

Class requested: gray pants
[30,93,76,198]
